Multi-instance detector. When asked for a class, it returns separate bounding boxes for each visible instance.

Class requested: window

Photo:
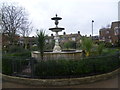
[80,40,82,43]
[108,36,111,39]
[106,31,109,34]
[45,39,49,43]
[100,37,105,41]
[109,39,112,43]
[49,39,52,43]
[0,25,1,30]
[102,37,105,40]
[71,37,75,41]
[114,27,119,35]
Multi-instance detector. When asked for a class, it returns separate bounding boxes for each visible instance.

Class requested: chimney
[78,31,80,34]
[51,34,53,36]
[63,32,66,35]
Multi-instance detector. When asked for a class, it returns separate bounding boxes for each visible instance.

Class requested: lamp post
[92,20,94,40]
[118,21,120,47]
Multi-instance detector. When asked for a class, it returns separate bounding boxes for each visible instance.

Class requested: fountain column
[53,31,61,52]
[49,14,64,52]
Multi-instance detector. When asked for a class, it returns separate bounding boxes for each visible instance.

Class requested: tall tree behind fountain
[37,30,45,60]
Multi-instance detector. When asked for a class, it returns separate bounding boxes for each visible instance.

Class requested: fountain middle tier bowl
[49,27,64,32]
[51,17,62,20]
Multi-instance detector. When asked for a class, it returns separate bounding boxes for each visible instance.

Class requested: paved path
[2,75,120,88]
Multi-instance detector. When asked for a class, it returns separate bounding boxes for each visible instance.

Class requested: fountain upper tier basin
[51,17,62,20]
[31,50,82,61]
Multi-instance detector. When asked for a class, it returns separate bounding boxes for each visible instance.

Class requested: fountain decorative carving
[49,14,64,52]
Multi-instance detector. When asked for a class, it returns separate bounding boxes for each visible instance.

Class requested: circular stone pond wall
[31,50,82,61]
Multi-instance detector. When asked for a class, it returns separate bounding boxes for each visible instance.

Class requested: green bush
[63,41,76,49]
[2,56,13,75]
[2,56,29,75]
[3,51,120,78]
[3,50,31,58]
[102,48,119,55]
[34,53,120,78]
[97,43,104,55]
[8,45,25,53]
[2,47,31,75]
[11,51,31,58]
[34,60,69,76]
[105,42,113,48]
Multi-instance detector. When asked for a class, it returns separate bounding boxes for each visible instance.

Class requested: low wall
[2,68,120,86]
[31,51,82,60]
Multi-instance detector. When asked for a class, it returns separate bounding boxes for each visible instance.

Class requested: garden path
[2,74,120,88]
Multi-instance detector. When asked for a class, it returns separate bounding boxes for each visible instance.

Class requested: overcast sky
[0,0,119,36]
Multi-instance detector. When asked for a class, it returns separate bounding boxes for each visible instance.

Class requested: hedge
[2,56,29,75]
[2,52,120,79]
[34,52,120,78]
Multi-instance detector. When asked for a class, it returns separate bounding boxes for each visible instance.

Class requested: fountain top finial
[51,14,62,20]
[56,14,57,17]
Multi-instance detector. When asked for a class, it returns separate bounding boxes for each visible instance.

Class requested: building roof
[99,28,111,31]
[112,21,120,23]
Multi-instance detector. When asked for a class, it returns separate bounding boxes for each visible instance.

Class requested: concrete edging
[2,68,120,86]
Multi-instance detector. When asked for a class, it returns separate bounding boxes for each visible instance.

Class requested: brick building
[99,21,120,45]
[2,31,82,50]
[45,31,81,44]
[45,31,82,50]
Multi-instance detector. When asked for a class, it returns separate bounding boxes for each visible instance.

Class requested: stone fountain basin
[31,50,82,61]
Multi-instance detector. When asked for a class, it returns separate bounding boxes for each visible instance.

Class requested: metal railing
[2,51,120,79]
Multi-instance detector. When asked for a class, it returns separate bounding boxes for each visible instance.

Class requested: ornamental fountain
[31,14,82,61]
[49,14,64,52]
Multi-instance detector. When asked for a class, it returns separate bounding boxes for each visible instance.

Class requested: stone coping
[2,68,120,86]
[32,50,82,54]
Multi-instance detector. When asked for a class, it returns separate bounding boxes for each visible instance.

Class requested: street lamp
[92,20,94,40]
[118,21,120,47]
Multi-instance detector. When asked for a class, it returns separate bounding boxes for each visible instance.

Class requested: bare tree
[1,3,31,45]
[19,22,33,37]
[19,23,33,49]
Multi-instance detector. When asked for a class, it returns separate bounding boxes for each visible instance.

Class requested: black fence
[2,52,120,79]
[2,56,37,78]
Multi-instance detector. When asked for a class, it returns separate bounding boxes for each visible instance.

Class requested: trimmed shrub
[34,52,120,78]
[11,51,31,58]
[2,56,13,75]
[8,45,25,53]
[2,56,29,75]
[3,52,120,78]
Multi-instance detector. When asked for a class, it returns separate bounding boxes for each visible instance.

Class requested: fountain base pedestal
[53,45,61,52]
